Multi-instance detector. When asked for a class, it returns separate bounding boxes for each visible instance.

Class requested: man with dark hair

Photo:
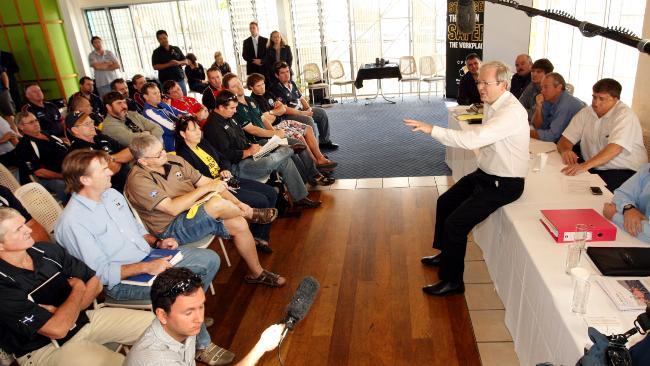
[65,111,133,191]
[242,21,268,76]
[269,62,338,150]
[519,58,554,121]
[21,84,64,137]
[125,268,284,366]
[558,78,647,191]
[14,111,68,202]
[54,149,229,365]
[530,72,585,142]
[510,54,532,99]
[67,77,106,118]
[103,91,163,146]
[163,80,209,127]
[457,53,482,105]
[152,30,188,96]
[141,82,186,152]
[202,67,223,110]
[88,36,120,97]
[203,90,321,207]
[131,74,147,111]
[0,207,154,366]
[110,78,141,112]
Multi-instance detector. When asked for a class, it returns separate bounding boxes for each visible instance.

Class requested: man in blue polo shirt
[530,72,584,142]
[141,82,186,152]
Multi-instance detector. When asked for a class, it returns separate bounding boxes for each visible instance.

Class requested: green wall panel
[47,24,75,75]
[1,3,20,25]
[40,0,62,22]
[16,1,38,23]
[61,78,77,99]
[4,26,37,80]
[39,79,59,97]
[24,24,54,78]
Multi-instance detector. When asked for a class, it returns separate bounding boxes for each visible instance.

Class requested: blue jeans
[105,246,220,348]
[234,146,308,201]
[234,178,277,240]
[40,178,69,204]
[161,205,230,244]
[96,84,112,97]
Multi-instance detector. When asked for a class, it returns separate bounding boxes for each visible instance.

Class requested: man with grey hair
[510,54,532,98]
[530,72,585,142]
[124,134,286,287]
[404,60,529,296]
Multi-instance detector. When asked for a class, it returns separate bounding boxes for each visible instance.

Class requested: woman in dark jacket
[175,115,277,253]
[184,53,209,92]
[264,31,293,84]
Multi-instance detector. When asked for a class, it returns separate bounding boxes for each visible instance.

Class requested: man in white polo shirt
[404,60,529,296]
[557,78,647,191]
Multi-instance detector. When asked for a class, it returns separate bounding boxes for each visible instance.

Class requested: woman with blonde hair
[264,31,293,84]
[211,51,231,76]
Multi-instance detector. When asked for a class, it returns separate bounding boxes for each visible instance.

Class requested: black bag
[266,172,292,215]
[586,247,650,276]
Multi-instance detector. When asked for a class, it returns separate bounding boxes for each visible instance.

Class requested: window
[529,0,646,104]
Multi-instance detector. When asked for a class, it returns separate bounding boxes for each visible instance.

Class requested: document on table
[529,139,557,155]
[583,314,624,335]
[562,174,606,194]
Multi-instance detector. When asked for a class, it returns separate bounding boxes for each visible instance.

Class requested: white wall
[632,0,650,130]
[482,0,533,72]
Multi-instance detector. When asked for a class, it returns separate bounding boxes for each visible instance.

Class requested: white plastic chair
[418,56,446,101]
[327,60,356,103]
[14,182,62,235]
[566,83,575,95]
[303,63,330,105]
[0,163,20,192]
[399,56,419,101]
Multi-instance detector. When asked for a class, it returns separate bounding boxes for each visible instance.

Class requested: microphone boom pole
[484,0,650,55]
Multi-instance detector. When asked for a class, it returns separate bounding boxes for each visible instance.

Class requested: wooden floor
[204,185,482,366]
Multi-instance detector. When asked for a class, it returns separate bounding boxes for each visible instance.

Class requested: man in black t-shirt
[151,30,188,96]
[21,84,64,137]
[457,53,482,106]
[0,207,153,365]
[67,77,106,118]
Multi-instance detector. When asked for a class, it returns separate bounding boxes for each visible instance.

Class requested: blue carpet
[321,97,452,179]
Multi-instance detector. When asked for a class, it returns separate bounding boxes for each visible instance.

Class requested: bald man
[510,54,532,99]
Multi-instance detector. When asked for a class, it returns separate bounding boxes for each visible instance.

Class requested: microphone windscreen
[456,0,476,34]
[286,276,320,324]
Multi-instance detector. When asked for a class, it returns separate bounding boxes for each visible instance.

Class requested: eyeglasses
[144,148,166,159]
[475,80,502,87]
[162,274,202,297]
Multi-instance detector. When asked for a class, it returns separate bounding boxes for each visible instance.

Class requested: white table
[467,151,648,365]
[445,107,479,183]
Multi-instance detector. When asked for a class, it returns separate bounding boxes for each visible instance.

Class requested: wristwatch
[623,204,635,213]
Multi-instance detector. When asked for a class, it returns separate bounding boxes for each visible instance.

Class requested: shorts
[160,204,230,244]
[274,119,308,140]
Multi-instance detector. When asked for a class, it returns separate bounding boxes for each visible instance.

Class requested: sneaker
[196,343,236,365]
[0,348,14,366]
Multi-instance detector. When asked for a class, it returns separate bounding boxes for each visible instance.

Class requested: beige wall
[632,0,650,129]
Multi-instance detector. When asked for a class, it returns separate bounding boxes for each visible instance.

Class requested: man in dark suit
[242,21,268,76]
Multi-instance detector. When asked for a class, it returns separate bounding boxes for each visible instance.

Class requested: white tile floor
[308,176,520,365]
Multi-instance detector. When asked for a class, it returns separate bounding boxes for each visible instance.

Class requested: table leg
[364,79,396,105]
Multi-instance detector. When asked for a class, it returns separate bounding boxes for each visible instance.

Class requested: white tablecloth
[443,110,648,365]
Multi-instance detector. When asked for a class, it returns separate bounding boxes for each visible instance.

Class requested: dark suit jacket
[264,45,293,83]
[242,36,268,75]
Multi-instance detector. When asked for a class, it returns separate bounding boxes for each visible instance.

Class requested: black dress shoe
[295,197,322,208]
[422,280,465,296]
[421,254,442,267]
[319,142,339,150]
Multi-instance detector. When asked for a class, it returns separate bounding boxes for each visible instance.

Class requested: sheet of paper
[562,174,606,194]
[583,314,624,335]
[529,139,557,154]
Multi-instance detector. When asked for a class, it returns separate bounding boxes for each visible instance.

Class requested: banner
[445,1,485,98]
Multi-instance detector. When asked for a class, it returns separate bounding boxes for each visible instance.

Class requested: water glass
[570,267,591,314]
[565,224,589,274]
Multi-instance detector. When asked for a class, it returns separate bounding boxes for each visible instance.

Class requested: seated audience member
[102,91,164,146]
[225,73,335,185]
[519,58,554,121]
[14,111,69,203]
[163,80,209,127]
[211,51,232,76]
[0,207,154,366]
[110,78,141,113]
[124,134,287,287]
[510,54,532,99]
[0,185,49,242]
[141,82,186,152]
[0,115,18,167]
[603,164,650,242]
[558,78,647,191]
[131,74,147,111]
[248,73,337,171]
[202,67,224,110]
[185,53,209,93]
[67,76,106,118]
[54,149,232,365]
[269,62,338,150]
[203,90,321,207]
[530,72,585,142]
[457,53,482,105]
[175,115,278,253]
[68,93,102,126]
[124,268,284,366]
[65,111,132,192]
[22,84,64,137]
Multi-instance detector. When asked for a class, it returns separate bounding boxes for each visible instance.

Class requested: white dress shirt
[431,90,530,177]
[252,36,258,56]
[562,101,647,171]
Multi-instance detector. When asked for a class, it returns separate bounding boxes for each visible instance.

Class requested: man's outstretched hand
[404,119,433,134]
